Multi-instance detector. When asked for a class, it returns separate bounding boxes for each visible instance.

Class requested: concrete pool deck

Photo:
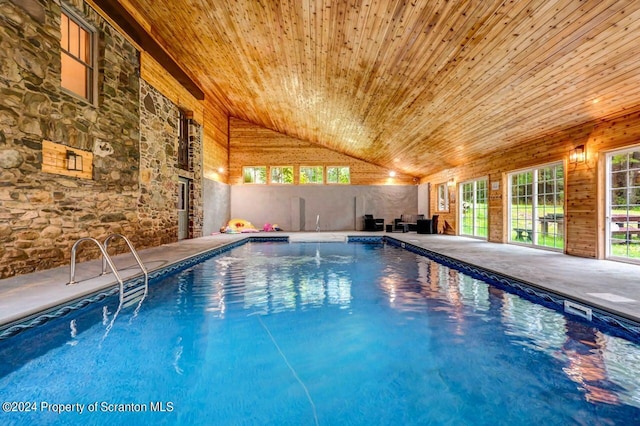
[1,232,639,330]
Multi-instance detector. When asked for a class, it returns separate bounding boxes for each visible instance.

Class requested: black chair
[409,214,425,232]
[416,219,432,234]
[393,218,408,232]
[363,214,384,231]
[416,215,440,234]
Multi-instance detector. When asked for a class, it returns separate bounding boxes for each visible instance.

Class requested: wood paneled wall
[229,118,416,185]
[202,97,230,183]
[421,106,640,258]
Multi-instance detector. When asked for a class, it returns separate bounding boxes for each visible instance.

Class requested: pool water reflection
[1,242,639,425]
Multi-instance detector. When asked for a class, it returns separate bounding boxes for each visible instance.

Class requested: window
[178,179,188,211]
[508,163,564,249]
[243,166,267,184]
[606,147,640,262]
[300,166,323,184]
[460,178,488,238]
[437,183,449,212]
[178,110,190,170]
[327,166,350,184]
[60,7,95,101]
[270,166,293,184]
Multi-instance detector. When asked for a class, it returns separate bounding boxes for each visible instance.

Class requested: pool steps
[69,233,149,309]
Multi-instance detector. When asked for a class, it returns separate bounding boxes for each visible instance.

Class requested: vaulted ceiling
[116,0,640,177]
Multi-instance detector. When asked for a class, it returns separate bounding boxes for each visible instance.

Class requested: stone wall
[0,0,202,278]
[138,80,179,244]
[138,79,204,242]
[0,0,141,277]
[186,118,204,238]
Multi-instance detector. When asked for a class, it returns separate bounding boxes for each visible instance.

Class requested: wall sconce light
[66,150,83,171]
[569,145,586,164]
[389,171,396,177]
[448,178,455,187]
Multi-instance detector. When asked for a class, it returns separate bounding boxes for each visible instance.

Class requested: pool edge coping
[2,234,639,342]
[378,236,640,341]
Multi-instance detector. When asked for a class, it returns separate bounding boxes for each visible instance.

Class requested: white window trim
[459,176,488,239]
[605,145,640,264]
[507,161,564,251]
[436,182,449,212]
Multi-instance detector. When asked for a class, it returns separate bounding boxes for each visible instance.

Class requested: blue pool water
[1,242,640,425]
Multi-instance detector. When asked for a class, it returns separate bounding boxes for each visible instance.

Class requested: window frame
[60,4,97,104]
[507,161,564,251]
[605,145,640,263]
[326,166,350,184]
[436,182,449,212]
[299,166,324,184]
[177,110,191,171]
[242,166,267,184]
[270,166,294,184]
[178,179,188,211]
[459,177,488,239]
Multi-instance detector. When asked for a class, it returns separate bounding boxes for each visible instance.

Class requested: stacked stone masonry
[0,0,202,278]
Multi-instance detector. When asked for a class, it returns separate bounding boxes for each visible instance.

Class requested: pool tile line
[383,237,640,342]
[346,236,384,244]
[0,287,120,341]
[0,236,288,341]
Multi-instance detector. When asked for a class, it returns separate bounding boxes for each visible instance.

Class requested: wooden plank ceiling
[118,0,640,178]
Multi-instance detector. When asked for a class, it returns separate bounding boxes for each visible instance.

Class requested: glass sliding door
[607,148,640,262]
[509,170,534,244]
[537,164,564,249]
[508,163,564,250]
[460,178,488,238]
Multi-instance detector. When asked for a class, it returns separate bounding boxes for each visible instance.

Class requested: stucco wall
[230,185,419,231]
[203,178,230,235]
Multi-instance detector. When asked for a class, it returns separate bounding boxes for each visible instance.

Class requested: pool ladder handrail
[68,234,148,305]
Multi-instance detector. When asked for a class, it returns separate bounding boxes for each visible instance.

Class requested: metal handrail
[103,233,148,306]
[68,234,148,306]
[102,233,148,279]
[68,237,124,294]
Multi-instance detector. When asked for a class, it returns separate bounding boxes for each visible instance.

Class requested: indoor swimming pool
[1,241,639,425]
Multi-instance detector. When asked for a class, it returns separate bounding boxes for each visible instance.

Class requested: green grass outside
[609,207,640,259]
[461,204,488,238]
[461,204,640,259]
[507,204,564,250]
